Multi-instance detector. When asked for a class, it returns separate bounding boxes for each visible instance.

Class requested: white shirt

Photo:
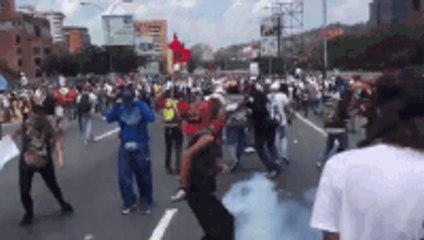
[311,144,424,240]
[270,92,289,126]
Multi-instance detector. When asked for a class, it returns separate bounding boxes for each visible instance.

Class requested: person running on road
[13,101,73,226]
[105,85,155,215]
[76,86,96,144]
[268,81,291,165]
[311,69,424,240]
[246,82,282,178]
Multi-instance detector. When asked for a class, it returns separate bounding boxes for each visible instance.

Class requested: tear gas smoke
[223,174,322,240]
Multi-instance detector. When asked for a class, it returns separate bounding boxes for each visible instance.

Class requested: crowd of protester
[2,68,421,240]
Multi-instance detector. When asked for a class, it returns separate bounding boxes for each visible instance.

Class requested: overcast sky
[17,0,371,49]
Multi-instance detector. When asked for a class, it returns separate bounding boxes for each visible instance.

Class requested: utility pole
[323,0,328,80]
[277,14,282,76]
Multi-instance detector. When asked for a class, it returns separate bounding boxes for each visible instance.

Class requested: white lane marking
[149,208,179,240]
[94,128,120,142]
[294,112,328,137]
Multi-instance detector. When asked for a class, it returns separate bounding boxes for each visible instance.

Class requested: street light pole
[323,0,328,79]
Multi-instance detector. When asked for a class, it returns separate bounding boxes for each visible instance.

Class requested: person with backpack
[12,102,73,226]
[158,88,184,175]
[105,86,155,215]
[76,86,96,144]
[269,81,291,165]
[246,83,281,178]
[317,87,350,169]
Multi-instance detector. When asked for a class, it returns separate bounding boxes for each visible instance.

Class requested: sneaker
[266,168,282,179]
[143,209,152,215]
[230,160,240,172]
[19,214,33,226]
[121,204,137,215]
[61,202,74,215]
[171,189,187,202]
[244,147,256,154]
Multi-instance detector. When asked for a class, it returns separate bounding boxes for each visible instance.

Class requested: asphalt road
[0,110,365,240]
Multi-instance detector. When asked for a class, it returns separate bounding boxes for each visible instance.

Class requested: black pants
[187,192,234,240]
[254,129,279,172]
[19,161,66,216]
[165,127,183,173]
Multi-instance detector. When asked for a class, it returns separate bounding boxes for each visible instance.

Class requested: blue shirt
[105,101,155,144]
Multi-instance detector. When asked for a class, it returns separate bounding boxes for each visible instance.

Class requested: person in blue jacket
[105,85,155,215]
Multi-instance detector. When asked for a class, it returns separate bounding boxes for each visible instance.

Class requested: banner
[102,15,135,46]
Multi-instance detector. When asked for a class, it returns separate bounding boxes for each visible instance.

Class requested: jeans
[320,131,348,164]
[187,192,234,240]
[80,113,92,142]
[19,161,67,216]
[165,127,183,173]
[225,126,245,163]
[254,129,279,172]
[118,142,153,209]
[275,126,288,161]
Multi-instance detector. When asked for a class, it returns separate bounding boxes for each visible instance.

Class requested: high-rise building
[41,11,66,43]
[64,26,91,54]
[369,0,424,26]
[0,0,15,17]
[134,20,168,60]
[0,0,56,78]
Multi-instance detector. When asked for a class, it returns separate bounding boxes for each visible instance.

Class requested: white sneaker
[121,204,137,215]
[244,147,255,153]
[171,189,187,202]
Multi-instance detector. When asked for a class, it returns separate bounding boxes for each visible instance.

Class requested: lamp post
[323,0,328,79]
[322,0,328,99]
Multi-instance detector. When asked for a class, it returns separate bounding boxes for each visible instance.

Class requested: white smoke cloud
[223,174,322,240]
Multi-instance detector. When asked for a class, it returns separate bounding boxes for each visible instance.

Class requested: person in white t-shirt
[311,70,424,240]
[268,82,291,164]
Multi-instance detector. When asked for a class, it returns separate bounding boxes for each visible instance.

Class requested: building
[134,20,168,60]
[369,0,424,26]
[41,11,65,43]
[0,0,15,16]
[0,0,56,78]
[238,42,260,61]
[64,26,91,54]
[191,43,214,62]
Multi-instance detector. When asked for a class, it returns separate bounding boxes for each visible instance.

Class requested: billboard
[102,15,135,46]
[261,39,277,57]
[260,17,280,37]
[135,36,156,56]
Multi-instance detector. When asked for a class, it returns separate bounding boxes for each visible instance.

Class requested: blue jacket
[105,101,155,144]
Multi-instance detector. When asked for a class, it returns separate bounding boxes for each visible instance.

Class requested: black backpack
[323,99,344,128]
[78,94,92,114]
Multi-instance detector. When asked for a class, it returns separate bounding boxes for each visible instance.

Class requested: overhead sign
[261,17,280,37]
[261,39,277,57]
[102,15,135,46]
[135,36,156,56]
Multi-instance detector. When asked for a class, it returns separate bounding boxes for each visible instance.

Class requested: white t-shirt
[311,144,424,240]
[270,92,290,126]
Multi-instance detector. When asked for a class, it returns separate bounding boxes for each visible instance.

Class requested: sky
[16,0,371,49]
